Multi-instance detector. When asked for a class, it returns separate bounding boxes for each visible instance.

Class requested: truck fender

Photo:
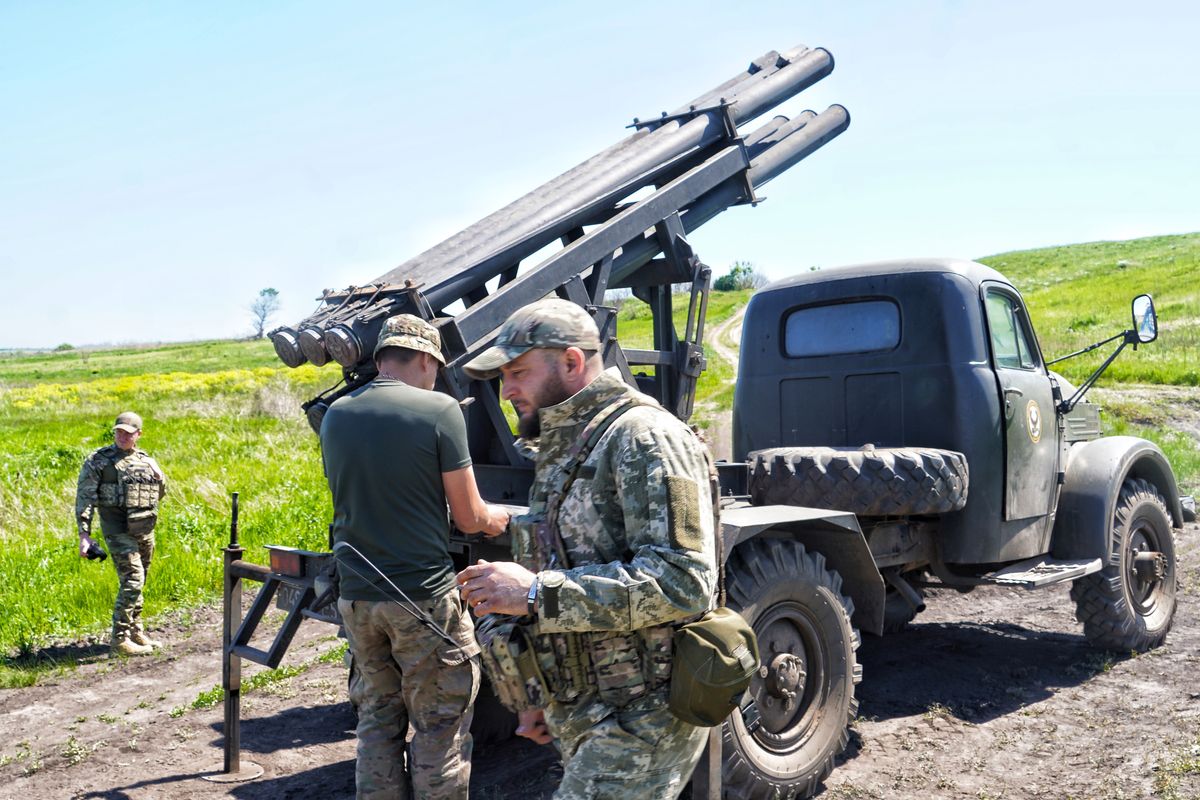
[1051,435,1184,562]
[720,504,886,636]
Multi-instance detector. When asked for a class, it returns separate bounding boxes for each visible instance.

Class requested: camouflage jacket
[517,368,717,634]
[75,445,167,536]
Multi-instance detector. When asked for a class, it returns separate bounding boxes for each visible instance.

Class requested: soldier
[321,314,510,800]
[456,298,718,799]
[76,411,168,657]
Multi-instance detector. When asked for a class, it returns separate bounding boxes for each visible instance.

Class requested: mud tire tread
[748,446,969,517]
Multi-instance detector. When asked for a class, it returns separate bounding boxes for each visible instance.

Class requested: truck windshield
[784,299,901,357]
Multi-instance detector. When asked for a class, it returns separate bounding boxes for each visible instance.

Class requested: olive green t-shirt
[320,379,472,601]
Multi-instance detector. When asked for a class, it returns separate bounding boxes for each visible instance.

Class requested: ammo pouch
[476,616,544,712]
[668,606,759,727]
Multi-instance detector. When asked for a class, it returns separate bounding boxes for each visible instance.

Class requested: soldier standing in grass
[321,314,510,800]
[75,411,167,657]
[456,299,717,799]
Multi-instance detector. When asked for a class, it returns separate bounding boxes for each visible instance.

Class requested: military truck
[219,43,1184,800]
[721,259,1183,796]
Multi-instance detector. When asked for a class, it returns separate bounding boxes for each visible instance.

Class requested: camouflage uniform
[337,594,479,800]
[75,442,167,644]
[518,368,716,799]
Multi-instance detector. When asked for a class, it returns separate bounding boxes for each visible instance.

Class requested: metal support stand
[689,726,722,800]
[205,492,263,783]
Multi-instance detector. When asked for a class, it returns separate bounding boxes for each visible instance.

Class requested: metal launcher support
[215,493,338,781]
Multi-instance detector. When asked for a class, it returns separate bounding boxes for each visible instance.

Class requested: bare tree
[250,288,281,339]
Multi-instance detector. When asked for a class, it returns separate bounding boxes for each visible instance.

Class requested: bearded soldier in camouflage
[457,298,717,799]
[76,411,168,657]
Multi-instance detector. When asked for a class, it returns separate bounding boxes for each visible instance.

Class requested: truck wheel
[721,538,860,799]
[1070,478,1177,652]
[748,446,969,516]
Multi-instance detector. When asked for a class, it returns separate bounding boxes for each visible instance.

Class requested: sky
[3,1,1198,349]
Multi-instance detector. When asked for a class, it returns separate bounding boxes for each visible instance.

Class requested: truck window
[784,299,900,357]
[984,291,1038,370]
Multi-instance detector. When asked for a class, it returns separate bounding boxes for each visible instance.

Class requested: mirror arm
[1045,330,1127,366]
[1057,333,1132,414]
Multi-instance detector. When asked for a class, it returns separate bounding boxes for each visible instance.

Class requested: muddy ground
[0,517,1196,800]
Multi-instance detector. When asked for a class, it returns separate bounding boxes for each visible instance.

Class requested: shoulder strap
[542,395,648,569]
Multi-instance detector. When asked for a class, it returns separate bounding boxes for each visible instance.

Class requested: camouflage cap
[374,314,446,365]
[113,411,143,433]
[462,298,600,380]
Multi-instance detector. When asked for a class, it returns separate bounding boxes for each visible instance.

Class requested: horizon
[5,2,1198,349]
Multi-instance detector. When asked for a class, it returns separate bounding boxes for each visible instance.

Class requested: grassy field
[0,235,1196,679]
[980,232,1200,386]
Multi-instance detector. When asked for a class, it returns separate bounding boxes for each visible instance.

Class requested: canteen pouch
[669,606,759,727]
[475,614,551,713]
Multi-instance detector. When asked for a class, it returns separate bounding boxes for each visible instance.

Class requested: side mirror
[1132,294,1158,343]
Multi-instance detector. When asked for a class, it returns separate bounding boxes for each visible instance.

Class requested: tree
[714,261,767,291]
[250,288,281,339]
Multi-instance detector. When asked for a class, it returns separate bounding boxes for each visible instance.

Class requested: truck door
[982,284,1058,521]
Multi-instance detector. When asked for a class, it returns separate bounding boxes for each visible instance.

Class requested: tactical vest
[480,395,704,711]
[96,448,163,532]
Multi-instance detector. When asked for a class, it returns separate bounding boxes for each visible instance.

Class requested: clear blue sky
[3,1,1197,349]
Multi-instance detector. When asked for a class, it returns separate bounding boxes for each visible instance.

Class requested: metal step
[983,556,1103,588]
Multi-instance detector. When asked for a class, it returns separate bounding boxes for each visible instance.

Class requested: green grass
[1,239,1196,665]
[0,350,341,656]
[980,233,1200,386]
[613,288,750,411]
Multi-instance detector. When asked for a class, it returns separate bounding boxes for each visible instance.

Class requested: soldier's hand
[455,559,535,617]
[482,504,510,538]
[516,709,552,745]
[78,535,95,558]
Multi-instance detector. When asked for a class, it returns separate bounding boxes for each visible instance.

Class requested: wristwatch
[526,575,539,618]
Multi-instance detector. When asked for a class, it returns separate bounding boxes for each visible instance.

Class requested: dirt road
[2,516,1196,799]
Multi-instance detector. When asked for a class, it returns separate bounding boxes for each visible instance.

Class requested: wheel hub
[1133,549,1166,582]
[760,652,807,711]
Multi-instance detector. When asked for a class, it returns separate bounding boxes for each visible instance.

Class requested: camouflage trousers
[548,694,707,800]
[100,526,155,642]
[338,592,480,800]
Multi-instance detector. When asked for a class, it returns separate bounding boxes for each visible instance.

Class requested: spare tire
[749,445,969,517]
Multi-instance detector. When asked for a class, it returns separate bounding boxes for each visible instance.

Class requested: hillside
[0,235,1196,671]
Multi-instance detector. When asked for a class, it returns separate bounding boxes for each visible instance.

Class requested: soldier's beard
[516,370,572,439]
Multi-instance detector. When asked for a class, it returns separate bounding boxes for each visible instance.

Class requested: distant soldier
[457,299,718,799]
[321,314,510,800]
[76,411,167,657]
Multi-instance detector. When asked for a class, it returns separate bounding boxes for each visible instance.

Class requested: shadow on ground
[855,618,1125,725]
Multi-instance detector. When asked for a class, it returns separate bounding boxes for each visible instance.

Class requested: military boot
[110,636,153,657]
[130,629,162,649]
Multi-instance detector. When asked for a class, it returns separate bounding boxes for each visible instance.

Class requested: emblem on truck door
[1026,399,1043,443]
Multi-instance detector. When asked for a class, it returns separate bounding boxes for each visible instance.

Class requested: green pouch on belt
[669,606,759,727]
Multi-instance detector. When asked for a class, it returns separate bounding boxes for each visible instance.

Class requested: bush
[714,261,766,291]
[54,343,74,352]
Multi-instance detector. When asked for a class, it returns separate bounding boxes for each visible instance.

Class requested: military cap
[374,314,446,364]
[113,411,143,433]
[463,298,600,380]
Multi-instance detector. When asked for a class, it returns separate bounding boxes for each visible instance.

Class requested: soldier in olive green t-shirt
[320,314,509,800]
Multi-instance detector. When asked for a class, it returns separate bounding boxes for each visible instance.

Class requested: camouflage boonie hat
[113,411,143,433]
[463,298,600,380]
[374,314,446,364]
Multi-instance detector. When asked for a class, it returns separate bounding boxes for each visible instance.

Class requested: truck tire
[721,538,861,800]
[748,445,969,517]
[1070,478,1177,652]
